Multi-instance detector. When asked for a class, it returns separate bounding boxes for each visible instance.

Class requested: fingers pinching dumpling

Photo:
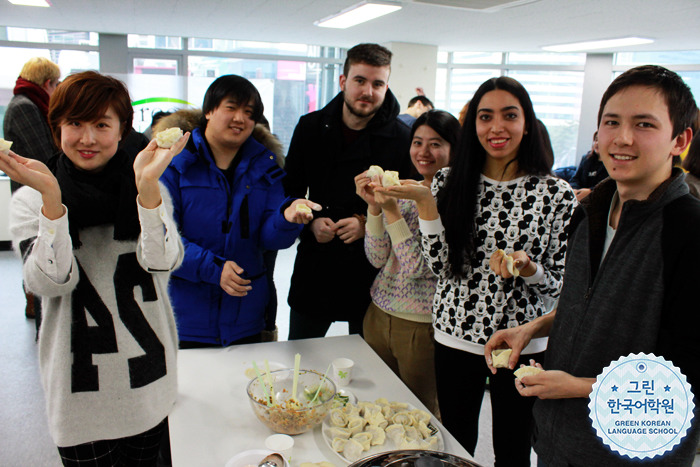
[0,138,12,154]
[514,365,544,379]
[155,127,183,148]
[491,348,513,368]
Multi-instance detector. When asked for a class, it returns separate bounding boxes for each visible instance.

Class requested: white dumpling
[424,436,439,450]
[155,127,183,148]
[417,420,433,439]
[332,437,347,452]
[329,408,348,427]
[385,423,406,445]
[514,365,544,379]
[352,432,372,451]
[391,411,415,426]
[347,415,366,435]
[375,397,390,405]
[399,438,423,450]
[343,438,366,462]
[327,426,351,440]
[0,138,12,153]
[404,425,421,441]
[410,409,432,425]
[365,410,387,429]
[390,401,410,411]
[366,165,384,181]
[491,348,512,369]
[382,170,400,187]
[365,425,386,446]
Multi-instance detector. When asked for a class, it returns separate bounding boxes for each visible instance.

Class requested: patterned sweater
[365,199,436,323]
[10,185,184,447]
[420,169,576,353]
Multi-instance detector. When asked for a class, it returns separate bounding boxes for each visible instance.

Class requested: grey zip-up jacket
[533,169,700,466]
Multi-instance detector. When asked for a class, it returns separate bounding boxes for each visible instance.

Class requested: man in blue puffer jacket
[161,75,318,347]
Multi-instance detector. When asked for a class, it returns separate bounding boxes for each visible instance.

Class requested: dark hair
[343,43,392,77]
[48,71,133,148]
[410,109,460,165]
[438,76,551,277]
[200,75,264,128]
[598,65,697,139]
[683,132,700,177]
[408,96,434,109]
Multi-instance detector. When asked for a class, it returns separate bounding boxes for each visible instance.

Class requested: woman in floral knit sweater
[354,110,459,414]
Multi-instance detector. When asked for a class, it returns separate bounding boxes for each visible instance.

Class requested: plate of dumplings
[321,398,443,464]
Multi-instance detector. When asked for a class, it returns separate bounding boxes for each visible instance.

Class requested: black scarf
[48,150,140,248]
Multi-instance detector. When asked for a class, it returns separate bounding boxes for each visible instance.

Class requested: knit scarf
[48,150,141,248]
[13,77,50,119]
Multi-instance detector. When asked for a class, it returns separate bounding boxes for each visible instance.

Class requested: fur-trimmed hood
[153,108,284,168]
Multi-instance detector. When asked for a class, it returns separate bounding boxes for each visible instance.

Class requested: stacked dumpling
[326,398,439,462]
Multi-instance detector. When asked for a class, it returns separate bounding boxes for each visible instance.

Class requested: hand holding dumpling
[490,249,536,278]
[285,199,321,224]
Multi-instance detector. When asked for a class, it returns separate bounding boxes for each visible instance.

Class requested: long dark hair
[437,76,551,277]
[410,109,460,165]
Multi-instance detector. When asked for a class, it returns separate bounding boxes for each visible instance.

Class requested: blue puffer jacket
[161,127,302,345]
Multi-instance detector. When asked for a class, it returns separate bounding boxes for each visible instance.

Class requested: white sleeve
[34,206,73,284]
[136,195,183,272]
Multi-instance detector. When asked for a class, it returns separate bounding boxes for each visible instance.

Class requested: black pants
[287,308,364,340]
[57,418,167,467]
[435,342,543,467]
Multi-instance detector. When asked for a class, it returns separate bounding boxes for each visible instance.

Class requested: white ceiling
[1,0,699,53]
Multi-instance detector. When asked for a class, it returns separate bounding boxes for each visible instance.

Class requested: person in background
[398,95,434,127]
[2,70,187,466]
[682,131,700,197]
[378,77,576,465]
[568,131,609,201]
[354,110,460,415]
[160,75,316,348]
[283,43,412,340]
[3,57,60,321]
[485,65,700,466]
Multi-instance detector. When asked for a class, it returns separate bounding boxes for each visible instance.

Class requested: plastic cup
[332,358,354,387]
[265,434,294,462]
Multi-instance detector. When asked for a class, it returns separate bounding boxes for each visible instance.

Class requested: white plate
[335,388,357,405]
[225,449,289,467]
[321,402,444,465]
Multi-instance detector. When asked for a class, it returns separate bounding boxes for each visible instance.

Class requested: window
[3,27,98,46]
[127,34,182,50]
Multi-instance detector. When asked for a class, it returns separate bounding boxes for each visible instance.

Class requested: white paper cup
[332,358,354,387]
[264,434,294,462]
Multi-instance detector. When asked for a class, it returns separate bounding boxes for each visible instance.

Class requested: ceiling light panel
[315,1,402,29]
[8,0,51,6]
[543,37,654,52]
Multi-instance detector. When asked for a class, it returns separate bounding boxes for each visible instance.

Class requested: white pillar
[383,42,438,113]
[577,53,614,156]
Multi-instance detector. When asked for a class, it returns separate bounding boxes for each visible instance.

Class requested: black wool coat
[283,89,412,321]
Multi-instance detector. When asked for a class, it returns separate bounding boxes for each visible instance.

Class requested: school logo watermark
[588,353,694,460]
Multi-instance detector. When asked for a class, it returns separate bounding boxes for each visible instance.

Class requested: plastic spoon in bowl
[309,363,332,405]
[252,361,271,406]
[264,359,276,405]
[291,353,301,405]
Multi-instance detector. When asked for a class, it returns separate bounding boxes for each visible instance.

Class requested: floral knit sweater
[365,198,436,323]
[420,169,577,353]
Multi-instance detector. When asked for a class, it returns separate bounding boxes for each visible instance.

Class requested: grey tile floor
[1,247,697,467]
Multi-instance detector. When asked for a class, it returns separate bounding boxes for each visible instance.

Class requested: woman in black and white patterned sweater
[378,77,576,466]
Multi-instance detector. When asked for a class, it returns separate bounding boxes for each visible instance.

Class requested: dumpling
[296,203,312,214]
[417,420,433,439]
[391,411,415,426]
[365,410,387,429]
[347,415,366,435]
[327,426,351,440]
[342,438,366,463]
[411,409,432,425]
[385,423,406,445]
[382,170,400,187]
[491,348,512,369]
[331,437,347,452]
[155,127,183,148]
[374,397,390,405]
[504,253,520,277]
[364,425,386,446]
[514,365,544,379]
[404,426,421,441]
[399,439,423,450]
[329,408,348,427]
[0,138,12,154]
[390,401,410,411]
[352,432,372,451]
[424,436,440,450]
[366,165,384,181]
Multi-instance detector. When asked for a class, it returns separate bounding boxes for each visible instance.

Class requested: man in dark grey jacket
[485,65,700,466]
[283,43,412,340]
